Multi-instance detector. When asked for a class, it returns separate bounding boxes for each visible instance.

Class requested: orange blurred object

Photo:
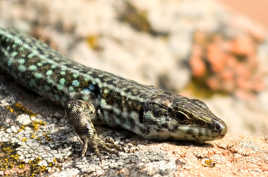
[190,45,206,77]
[230,35,255,56]
[189,30,264,99]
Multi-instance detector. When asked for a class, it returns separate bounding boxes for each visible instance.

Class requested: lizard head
[141,94,227,142]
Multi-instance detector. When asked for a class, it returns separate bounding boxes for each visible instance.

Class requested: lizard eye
[170,111,192,124]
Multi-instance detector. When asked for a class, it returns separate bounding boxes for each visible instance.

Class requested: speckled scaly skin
[0,27,227,156]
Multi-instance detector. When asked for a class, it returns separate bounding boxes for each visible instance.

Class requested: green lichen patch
[0,142,54,176]
[30,119,46,132]
[6,102,37,118]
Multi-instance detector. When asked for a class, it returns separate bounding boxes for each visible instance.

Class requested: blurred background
[219,0,268,28]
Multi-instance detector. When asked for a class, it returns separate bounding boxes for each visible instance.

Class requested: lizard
[0,27,227,156]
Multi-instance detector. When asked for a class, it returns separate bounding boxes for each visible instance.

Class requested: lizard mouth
[145,120,227,142]
[167,118,227,142]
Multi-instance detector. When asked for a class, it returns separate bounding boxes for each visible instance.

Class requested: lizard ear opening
[139,107,144,123]
[138,101,152,124]
[139,102,169,124]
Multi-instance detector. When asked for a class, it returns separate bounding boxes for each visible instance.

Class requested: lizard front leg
[66,100,120,157]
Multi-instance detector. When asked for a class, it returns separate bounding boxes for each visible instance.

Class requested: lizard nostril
[214,120,227,137]
[215,122,221,130]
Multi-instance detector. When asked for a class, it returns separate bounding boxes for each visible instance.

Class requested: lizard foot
[66,99,121,157]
